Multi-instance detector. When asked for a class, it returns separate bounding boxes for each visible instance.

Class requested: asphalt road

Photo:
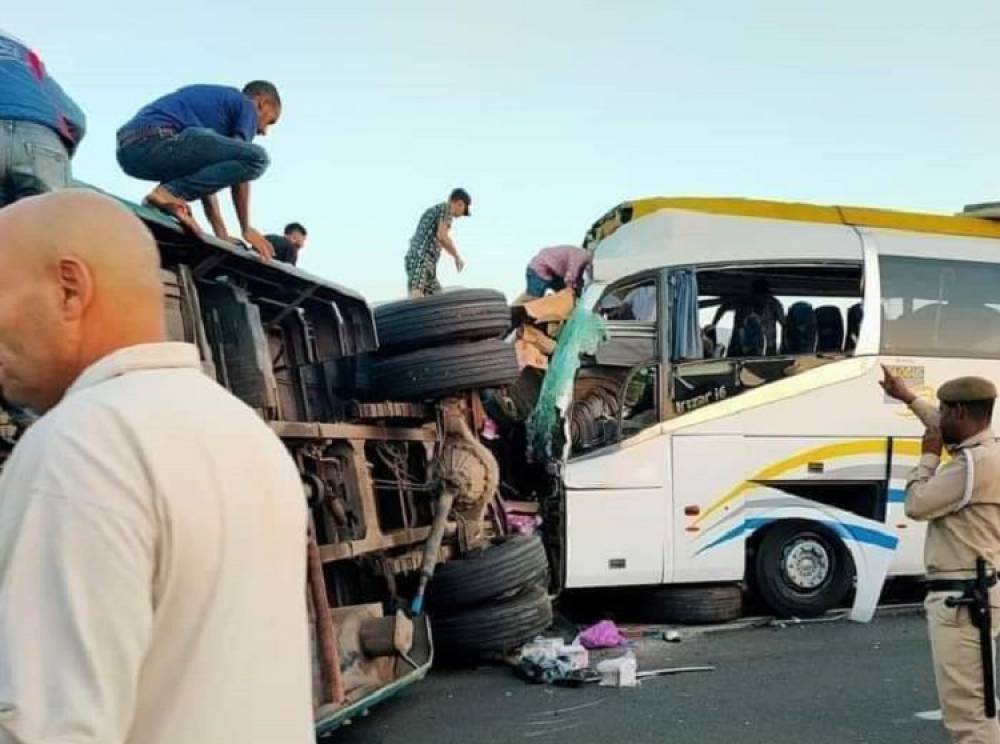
[331,609,950,744]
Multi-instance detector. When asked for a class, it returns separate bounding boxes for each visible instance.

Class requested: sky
[8,1,1000,302]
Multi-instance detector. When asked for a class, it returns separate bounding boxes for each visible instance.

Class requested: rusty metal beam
[307,520,345,705]
[317,526,434,563]
[270,420,438,443]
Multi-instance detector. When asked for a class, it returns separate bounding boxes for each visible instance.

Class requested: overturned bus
[0,189,552,735]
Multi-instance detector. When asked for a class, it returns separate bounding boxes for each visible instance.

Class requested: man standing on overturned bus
[405,188,471,297]
[881,366,1000,744]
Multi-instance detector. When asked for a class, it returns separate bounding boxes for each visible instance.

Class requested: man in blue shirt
[0,30,86,207]
[116,82,280,260]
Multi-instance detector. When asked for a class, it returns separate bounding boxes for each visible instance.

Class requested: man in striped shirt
[405,188,471,297]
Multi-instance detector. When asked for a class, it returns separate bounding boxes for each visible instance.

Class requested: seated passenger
[603,284,657,321]
[729,314,767,357]
[710,278,785,356]
[624,284,657,322]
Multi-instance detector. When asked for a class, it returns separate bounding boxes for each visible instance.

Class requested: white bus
[537,196,1000,622]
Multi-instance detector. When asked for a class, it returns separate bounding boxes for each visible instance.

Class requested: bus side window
[674,262,864,416]
[880,255,1000,358]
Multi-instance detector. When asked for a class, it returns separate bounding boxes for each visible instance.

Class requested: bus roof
[583,196,1000,250]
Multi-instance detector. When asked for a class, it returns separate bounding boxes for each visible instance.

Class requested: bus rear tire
[636,584,743,625]
[753,521,854,618]
[426,535,549,611]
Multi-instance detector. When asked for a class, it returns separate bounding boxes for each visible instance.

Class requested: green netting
[526,307,608,461]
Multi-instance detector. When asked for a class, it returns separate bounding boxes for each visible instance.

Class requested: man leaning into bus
[881,367,1000,744]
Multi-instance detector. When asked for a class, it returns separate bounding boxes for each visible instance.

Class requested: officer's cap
[937,376,997,403]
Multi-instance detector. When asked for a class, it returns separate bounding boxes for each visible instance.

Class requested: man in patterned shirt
[404,188,471,297]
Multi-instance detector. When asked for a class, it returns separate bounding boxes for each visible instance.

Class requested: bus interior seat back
[845,303,863,353]
[816,306,845,353]
[781,301,817,355]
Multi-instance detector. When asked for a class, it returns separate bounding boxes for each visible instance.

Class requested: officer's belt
[926,575,998,593]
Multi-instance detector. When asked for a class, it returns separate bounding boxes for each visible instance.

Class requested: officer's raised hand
[880,365,916,404]
[922,426,944,456]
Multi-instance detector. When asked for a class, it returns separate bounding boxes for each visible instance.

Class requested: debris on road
[516,637,590,684]
[504,500,541,537]
[596,652,638,687]
[575,620,629,650]
[637,665,716,680]
[768,611,848,629]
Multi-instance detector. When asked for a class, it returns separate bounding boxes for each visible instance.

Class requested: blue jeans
[0,119,70,207]
[116,127,269,201]
[525,268,565,297]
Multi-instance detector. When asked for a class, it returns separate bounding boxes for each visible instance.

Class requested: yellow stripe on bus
[694,439,896,527]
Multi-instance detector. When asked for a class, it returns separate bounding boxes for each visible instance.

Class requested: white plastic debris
[518,638,590,684]
[559,643,589,671]
[596,652,638,687]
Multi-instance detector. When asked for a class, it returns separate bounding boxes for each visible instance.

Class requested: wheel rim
[780,536,832,592]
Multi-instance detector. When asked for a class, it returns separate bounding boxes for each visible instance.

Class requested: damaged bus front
[523,196,1000,623]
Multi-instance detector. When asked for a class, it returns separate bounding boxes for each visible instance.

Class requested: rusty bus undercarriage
[0,192,507,733]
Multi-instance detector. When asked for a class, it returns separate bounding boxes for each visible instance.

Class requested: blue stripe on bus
[696,517,774,554]
[696,517,898,555]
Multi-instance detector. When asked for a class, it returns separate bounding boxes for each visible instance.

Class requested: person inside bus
[708,278,785,356]
[621,283,657,322]
[600,282,657,322]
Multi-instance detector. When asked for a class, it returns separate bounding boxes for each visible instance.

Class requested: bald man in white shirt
[0,190,313,743]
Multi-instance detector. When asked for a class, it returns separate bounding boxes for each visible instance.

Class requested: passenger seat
[781,302,817,354]
[815,306,845,353]
[844,303,863,353]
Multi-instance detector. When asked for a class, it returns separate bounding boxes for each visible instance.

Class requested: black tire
[569,369,628,451]
[427,535,549,611]
[753,521,854,618]
[634,584,743,624]
[432,586,553,657]
[508,368,545,421]
[371,339,520,400]
[480,369,544,428]
[374,289,511,353]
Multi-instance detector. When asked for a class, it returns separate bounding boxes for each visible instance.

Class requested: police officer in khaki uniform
[882,367,1000,744]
